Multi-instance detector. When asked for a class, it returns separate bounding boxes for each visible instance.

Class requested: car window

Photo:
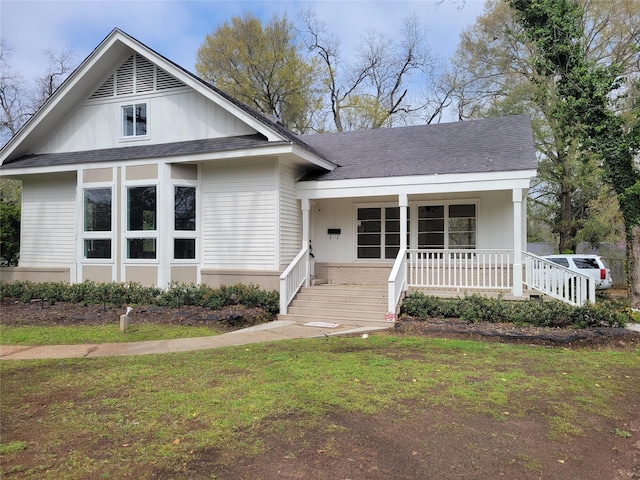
[573,258,599,269]
[548,258,569,267]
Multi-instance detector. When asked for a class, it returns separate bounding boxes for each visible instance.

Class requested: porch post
[302,198,311,287]
[399,193,408,292]
[399,193,408,250]
[512,188,523,297]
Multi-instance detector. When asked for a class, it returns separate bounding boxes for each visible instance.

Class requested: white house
[2,29,573,324]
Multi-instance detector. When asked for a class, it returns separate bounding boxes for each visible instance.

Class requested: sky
[1,0,486,82]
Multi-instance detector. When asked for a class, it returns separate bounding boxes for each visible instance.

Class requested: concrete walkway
[0,321,392,360]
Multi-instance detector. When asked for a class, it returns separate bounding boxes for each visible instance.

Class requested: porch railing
[407,249,514,290]
[279,247,308,315]
[523,252,595,306]
[387,247,408,316]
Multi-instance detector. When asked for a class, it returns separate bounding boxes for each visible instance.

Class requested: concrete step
[277,313,392,327]
[287,304,385,318]
[279,284,391,326]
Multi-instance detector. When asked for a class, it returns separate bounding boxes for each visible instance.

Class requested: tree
[301,10,443,131]
[196,13,320,133]
[448,0,639,254]
[508,0,640,306]
[1,43,77,265]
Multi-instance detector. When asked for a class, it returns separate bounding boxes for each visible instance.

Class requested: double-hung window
[126,186,157,259]
[173,185,196,260]
[83,188,112,259]
[122,103,147,137]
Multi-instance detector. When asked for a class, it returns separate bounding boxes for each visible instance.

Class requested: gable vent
[90,74,115,99]
[136,55,155,92]
[89,53,186,100]
[157,67,185,90]
[116,55,134,95]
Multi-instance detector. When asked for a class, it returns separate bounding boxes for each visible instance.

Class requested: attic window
[122,103,147,137]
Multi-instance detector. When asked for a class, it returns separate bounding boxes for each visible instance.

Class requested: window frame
[414,201,477,250]
[121,102,149,139]
[124,183,158,262]
[82,187,113,262]
[172,182,198,262]
[355,203,410,261]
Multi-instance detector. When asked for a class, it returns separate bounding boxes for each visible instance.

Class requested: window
[83,188,112,259]
[173,186,196,260]
[127,186,156,259]
[357,207,409,260]
[418,204,476,249]
[122,103,147,137]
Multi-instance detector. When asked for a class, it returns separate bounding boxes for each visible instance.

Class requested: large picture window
[173,186,196,260]
[122,103,147,137]
[127,186,157,259]
[418,204,476,249]
[83,188,112,259]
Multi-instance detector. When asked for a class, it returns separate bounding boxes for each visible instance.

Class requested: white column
[399,193,408,250]
[302,198,311,287]
[512,188,523,297]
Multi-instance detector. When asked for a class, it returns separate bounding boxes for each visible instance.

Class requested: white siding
[202,159,278,269]
[279,161,302,267]
[20,173,76,266]
[38,90,255,154]
[311,191,517,263]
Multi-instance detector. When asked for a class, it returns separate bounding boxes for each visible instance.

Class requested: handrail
[279,247,308,315]
[522,252,595,306]
[406,249,513,290]
[387,247,407,317]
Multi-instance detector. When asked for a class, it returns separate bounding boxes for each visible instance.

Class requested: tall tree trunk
[558,186,574,253]
[629,225,640,309]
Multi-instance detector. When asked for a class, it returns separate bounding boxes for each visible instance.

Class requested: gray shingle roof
[1,134,281,169]
[298,115,538,181]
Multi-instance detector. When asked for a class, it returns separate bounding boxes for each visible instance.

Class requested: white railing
[407,249,514,290]
[279,247,308,315]
[387,247,408,316]
[523,252,595,306]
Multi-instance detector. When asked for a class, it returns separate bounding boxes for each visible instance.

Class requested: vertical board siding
[202,160,277,269]
[279,161,302,267]
[39,91,255,154]
[20,173,76,266]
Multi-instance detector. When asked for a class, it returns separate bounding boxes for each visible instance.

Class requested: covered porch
[280,168,534,319]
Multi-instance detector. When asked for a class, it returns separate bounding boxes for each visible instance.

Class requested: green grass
[0,324,221,345]
[1,334,638,479]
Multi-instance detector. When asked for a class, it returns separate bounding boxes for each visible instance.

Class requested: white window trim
[354,202,405,262]
[120,101,149,141]
[172,180,199,264]
[123,180,159,264]
[410,199,478,250]
[81,183,115,265]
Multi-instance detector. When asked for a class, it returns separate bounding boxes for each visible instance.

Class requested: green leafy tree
[196,13,320,133]
[508,0,640,305]
[449,0,639,255]
[0,181,20,265]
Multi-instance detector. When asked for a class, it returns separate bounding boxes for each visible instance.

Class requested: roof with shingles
[298,115,538,181]
[1,135,279,169]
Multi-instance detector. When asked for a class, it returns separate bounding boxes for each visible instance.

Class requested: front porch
[279,249,597,325]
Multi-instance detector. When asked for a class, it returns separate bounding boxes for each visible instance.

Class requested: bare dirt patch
[2,303,639,479]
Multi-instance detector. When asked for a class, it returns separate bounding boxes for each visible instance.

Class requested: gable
[35,51,257,155]
[1,29,326,167]
[88,53,186,99]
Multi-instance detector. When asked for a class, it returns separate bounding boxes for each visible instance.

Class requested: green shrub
[400,291,628,329]
[0,280,278,315]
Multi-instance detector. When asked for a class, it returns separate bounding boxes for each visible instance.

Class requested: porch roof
[298,115,538,181]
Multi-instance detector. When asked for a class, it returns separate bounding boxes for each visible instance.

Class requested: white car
[542,255,613,290]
